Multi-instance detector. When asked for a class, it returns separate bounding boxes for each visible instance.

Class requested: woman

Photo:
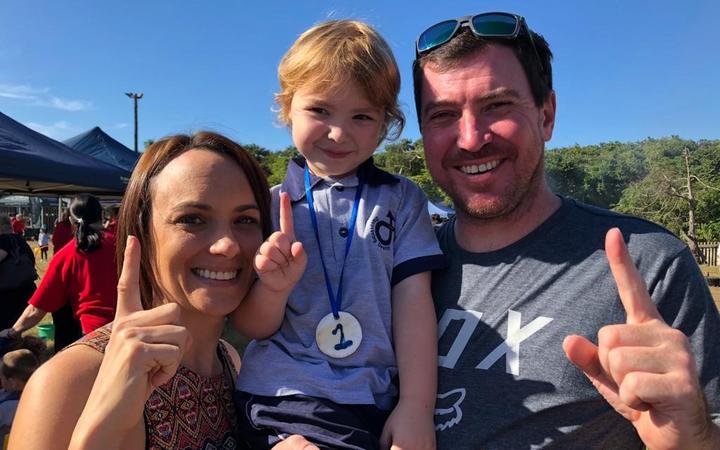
[9,132,315,449]
[0,215,36,331]
[6,194,117,352]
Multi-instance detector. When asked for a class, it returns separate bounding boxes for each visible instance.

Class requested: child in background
[233,19,444,450]
[37,226,49,261]
[0,349,40,437]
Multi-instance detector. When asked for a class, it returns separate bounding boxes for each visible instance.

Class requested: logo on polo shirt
[370,210,395,250]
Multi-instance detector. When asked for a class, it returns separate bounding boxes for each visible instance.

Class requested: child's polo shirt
[237,157,445,409]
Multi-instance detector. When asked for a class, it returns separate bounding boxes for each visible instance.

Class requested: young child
[0,349,40,437]
[232,19,444,450]
[37,226,49,261]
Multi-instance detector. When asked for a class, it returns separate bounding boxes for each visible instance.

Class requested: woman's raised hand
[71,236,192,445]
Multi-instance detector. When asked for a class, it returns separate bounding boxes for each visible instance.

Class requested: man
[413,12,720,449]
[10,214,24,236]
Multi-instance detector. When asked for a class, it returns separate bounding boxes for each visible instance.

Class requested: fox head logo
[434,388,466,431]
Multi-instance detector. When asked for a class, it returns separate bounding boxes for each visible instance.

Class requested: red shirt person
[10,214,25,236]
[4,195,118,351]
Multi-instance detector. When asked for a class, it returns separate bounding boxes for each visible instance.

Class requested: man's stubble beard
[450,144,547,223]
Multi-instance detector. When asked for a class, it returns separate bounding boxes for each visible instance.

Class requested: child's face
[289,81,384,178]
[0,373,19,392]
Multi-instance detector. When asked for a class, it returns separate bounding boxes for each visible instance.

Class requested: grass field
[700,265,720,310]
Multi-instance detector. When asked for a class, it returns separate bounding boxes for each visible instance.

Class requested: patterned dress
[72,324,240,449]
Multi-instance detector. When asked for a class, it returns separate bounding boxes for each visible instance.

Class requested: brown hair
[275,19,405,143]
[116,131,272,309]
[1,349,39,383]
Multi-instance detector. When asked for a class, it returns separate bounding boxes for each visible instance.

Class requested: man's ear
[541,90,557,142]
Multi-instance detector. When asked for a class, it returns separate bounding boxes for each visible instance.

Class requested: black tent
[0,112,130,195]
[63,126,139,172]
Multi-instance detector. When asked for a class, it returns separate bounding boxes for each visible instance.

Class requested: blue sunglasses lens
[471,13,519,36]
[417,19,459,53]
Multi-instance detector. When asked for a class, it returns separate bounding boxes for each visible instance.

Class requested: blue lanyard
[304,165,364,319]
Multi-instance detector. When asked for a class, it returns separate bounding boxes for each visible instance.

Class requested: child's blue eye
[309,107,329,115]
[354,114,375,121]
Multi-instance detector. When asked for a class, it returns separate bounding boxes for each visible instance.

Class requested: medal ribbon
[304,165,364,319]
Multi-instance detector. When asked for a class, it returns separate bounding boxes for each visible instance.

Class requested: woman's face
[149,148,263,317]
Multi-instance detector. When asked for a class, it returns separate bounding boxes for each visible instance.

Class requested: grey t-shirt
[433,197,720,449]
[238,158,445,409]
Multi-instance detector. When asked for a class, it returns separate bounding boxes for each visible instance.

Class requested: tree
[265,146,299,187]
[545,142,646,209]
[615,137,720,261]
[375,139,452,205]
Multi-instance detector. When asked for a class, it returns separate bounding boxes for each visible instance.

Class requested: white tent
[428,201,453,218]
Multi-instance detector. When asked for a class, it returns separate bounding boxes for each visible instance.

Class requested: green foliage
[242,143,298,187]
[547,136,720,241]
[545,142,647,209]
[374,138,452,205]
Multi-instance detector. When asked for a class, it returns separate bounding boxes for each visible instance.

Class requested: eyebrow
[170,202,259,213]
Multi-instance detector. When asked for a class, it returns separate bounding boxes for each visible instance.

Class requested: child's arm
[230,193,306,340]
[380,271,437,450]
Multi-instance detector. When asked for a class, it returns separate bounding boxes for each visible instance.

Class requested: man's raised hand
[563,228,719,449]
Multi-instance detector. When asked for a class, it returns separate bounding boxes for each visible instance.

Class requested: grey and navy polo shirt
[237,157,446,409]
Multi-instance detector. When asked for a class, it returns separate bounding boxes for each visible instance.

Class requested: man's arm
[564,228,720,450]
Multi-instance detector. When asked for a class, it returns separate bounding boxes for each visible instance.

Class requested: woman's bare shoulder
[219,338,242,375]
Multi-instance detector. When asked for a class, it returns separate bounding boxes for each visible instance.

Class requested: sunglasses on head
[416,12,546,77]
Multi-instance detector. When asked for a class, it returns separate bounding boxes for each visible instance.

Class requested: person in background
[0,349,40,438]
[9,215,24,237]
[0,216,36,333]
[4,194,118,352]
[412,10,720,448]
[37,226,49,261]
[103,205,120,240]
[51,210,73,255]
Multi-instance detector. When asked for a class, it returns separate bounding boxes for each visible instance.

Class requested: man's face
[419,44,555,220]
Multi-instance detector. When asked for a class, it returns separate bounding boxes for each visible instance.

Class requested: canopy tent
[428,201,453,218]
[63,126,139,171]
[0,112,130,195]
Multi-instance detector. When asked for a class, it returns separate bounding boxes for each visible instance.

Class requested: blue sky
[2,0,719,152]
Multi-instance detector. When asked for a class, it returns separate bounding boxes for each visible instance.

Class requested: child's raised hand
[254,192,307,293]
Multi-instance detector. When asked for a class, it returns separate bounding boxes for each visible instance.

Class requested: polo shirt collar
[281,156,399,202]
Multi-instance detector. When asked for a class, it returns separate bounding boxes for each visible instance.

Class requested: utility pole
[125,92,143,152]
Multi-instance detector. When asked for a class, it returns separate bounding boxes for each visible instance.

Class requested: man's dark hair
[412,27,554,129]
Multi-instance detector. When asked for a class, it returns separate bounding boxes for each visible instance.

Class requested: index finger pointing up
[115,235,145,318]
[605,228,662,324]
[279,191,295,241]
